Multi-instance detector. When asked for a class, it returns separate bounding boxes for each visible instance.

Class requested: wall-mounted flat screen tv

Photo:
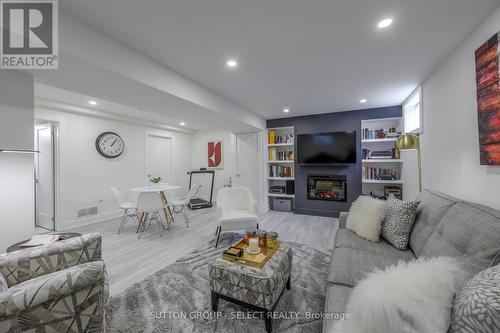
[297,131,357,164]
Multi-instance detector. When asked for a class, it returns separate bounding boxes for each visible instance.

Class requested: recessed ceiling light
[377,18,393,29]
[88,100,97,105]
[180,122,185,126]
[360,99,368,104]
[283,108,290,113]
[226,59,238,68]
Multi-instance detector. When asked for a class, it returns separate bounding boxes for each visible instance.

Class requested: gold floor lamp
[395,133,422,192]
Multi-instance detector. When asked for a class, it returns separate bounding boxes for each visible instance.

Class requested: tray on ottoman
[221,238,280,268]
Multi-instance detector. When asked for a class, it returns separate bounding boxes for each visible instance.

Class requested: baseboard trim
[60,210,122,231]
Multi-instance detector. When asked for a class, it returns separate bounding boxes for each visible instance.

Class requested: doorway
[34,121,57,231]
[145,134,172,184]
[234,133,259,199]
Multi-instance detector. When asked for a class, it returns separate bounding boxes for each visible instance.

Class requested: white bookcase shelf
[267,126,295,211]
[362,179,404,184]
[362,159,403,163]
[361,117,404,198]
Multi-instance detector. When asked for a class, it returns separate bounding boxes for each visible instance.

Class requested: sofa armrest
[0,233,102,287]
[0,261,107,317]
[339,212,349,229]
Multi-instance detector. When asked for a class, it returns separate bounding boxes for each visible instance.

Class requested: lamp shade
[395,134,419,150]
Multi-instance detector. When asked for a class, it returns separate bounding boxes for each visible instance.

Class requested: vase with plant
[149,176,162,185]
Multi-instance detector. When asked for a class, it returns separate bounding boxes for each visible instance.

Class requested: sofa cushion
[421,202,500,281]
[323,285,352,333]
[450,264,500,333]
[327,247,415,287]
[345,196,386,242]
[335,229,416,259]
[409,189,457,257]
[381,195,420,250]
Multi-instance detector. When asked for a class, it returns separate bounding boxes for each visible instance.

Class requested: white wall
[35,108,193,229]
[0,71,35,252]
[421,4,500,210]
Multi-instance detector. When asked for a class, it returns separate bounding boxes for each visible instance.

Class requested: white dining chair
[110,187,139,234]
[136,192,167,239]
[168,184,201,228]
[215,186,259,248]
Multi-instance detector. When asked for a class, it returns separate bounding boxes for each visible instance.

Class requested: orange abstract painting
[208,140,223,169]
[475,34,500,165]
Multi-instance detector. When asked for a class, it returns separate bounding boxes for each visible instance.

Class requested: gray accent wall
[267,106,402,217]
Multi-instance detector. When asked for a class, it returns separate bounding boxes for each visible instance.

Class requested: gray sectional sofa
[323,189,500,332]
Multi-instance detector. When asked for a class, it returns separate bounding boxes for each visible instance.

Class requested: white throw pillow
[345,195,386,242]
[336,257,464,333]
[0,272,8,300]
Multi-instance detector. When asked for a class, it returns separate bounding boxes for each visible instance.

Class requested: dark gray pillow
[381,194,420,250]
[450,265,500,333]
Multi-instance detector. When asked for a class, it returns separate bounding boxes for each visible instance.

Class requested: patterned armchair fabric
[0,233,102,287]
[0,233,108,333]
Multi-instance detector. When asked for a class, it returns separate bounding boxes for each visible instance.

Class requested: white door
[234,133,259,200]
[35,123,55,230]
[145,135,172,184]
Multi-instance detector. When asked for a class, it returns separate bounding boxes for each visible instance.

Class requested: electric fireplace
[307,175,347,202]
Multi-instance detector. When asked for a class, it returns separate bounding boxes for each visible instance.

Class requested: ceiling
[61,0,499,119]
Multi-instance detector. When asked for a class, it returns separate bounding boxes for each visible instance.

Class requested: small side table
[208,245,293,333]
[6,232,82,253]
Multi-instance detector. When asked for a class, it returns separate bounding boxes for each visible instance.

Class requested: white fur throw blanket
[335,257,464,333]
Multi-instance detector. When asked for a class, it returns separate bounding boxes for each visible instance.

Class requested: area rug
[105,234,331,332]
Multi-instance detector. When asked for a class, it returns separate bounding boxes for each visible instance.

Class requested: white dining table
[130,184,181,232]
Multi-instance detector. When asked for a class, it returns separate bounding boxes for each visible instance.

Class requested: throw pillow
[382,194,420,250]
[346,195,386,242]
[449,265,500,333]
[0,272,7,300]
[335,257,464,333]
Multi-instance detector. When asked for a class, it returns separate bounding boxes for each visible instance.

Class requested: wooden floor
[72,209,338,296]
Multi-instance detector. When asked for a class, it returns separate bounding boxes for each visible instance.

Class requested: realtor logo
[1,0,58,69]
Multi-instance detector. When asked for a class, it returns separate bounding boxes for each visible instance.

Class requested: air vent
[77,206,99,218]
[77,208,88,218]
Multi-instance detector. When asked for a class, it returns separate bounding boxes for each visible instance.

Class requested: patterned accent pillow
[381,194,420,250]
[0,272,7,300]
[450,265,500,333]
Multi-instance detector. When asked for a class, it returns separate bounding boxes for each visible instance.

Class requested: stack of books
[363,167,398,180]
[362,128,401,140]
[269,148,293,161]
[269,165,293,178]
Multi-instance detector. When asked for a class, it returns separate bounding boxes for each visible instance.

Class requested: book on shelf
[268,129,294,144]
[269,165,293,178]
[268,130,276,145]
[269,149,294,162]
[362,127,401,140]
[362,166,399,180]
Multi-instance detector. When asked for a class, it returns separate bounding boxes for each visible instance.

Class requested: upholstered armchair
[215,186,259,247]
[0,233,108,332]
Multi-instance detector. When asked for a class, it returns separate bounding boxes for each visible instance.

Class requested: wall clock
[95,132,124,158]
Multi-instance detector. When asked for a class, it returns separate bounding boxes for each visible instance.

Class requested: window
[403,87,422,134]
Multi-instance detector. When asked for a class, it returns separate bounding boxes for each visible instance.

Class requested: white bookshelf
[362,159,402,163]
[266,126,295,210]
[361,117,404,198]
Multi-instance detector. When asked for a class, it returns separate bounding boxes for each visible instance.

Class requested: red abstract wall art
[208,140,223,169]
[475,34,500,165]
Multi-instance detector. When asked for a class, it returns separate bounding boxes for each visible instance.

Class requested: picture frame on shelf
[384,186,402,200]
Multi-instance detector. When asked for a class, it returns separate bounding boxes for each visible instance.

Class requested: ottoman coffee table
[208,245,292,333]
